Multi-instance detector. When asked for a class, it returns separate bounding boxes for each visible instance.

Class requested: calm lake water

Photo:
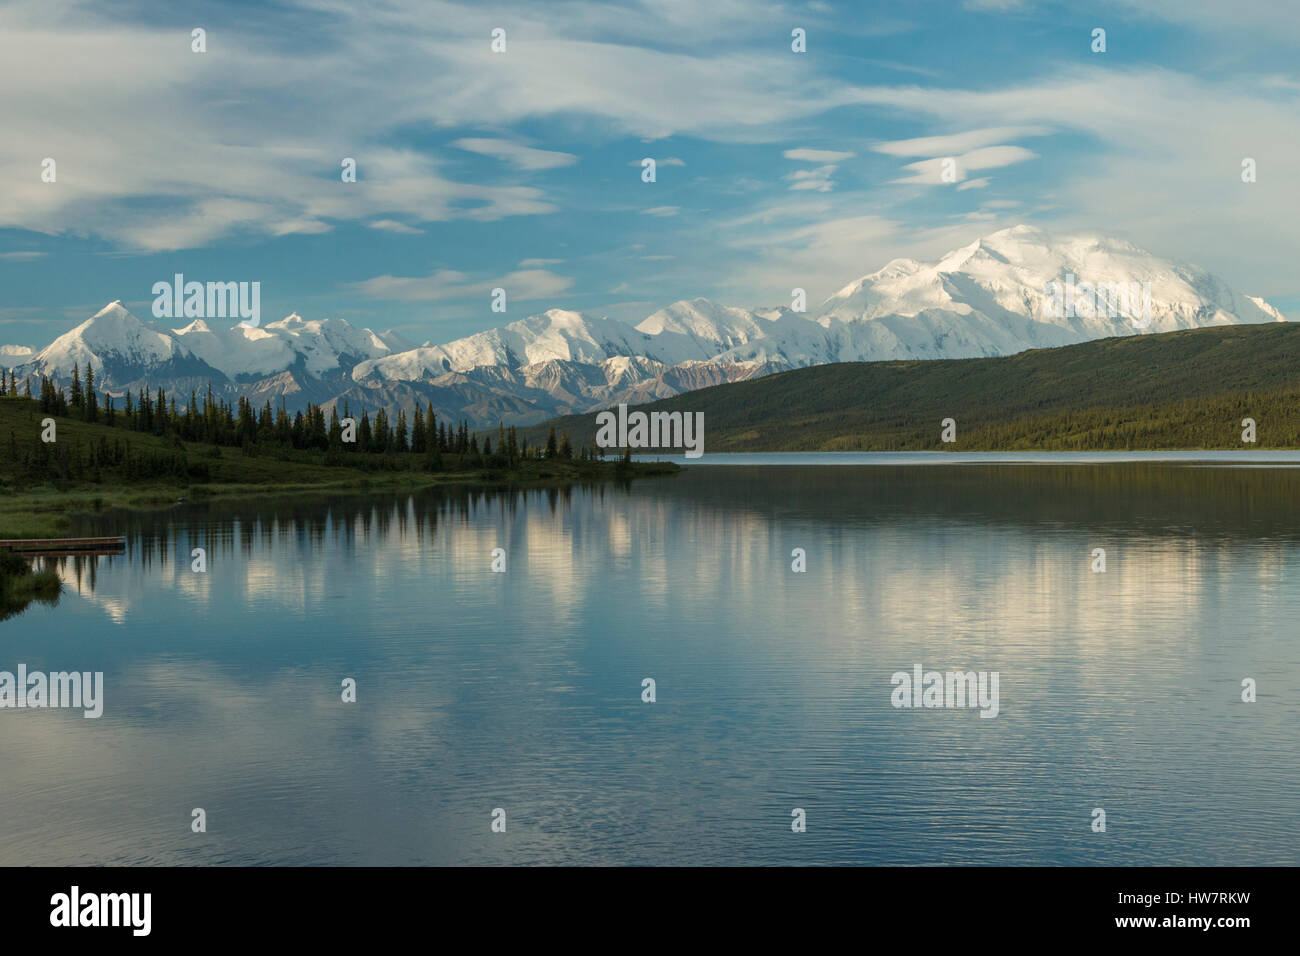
[2,461,1297,865]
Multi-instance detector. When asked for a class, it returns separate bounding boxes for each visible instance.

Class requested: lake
[2,460,1297,865]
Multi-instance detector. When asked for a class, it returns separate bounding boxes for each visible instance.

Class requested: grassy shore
[0,396,677,538]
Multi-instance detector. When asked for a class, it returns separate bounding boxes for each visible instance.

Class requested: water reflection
[1,465,1297,865]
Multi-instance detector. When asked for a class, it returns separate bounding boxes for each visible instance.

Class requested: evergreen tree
[358,412,372,451]
[85,364,99,423]
[328,407,342,447]
[545,425,558,459]
[276,405,292,446]
[411,405,426,454]
[395,410,409,452]
[70,363,83,408]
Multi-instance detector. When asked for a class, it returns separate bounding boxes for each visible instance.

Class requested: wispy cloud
[368,219,425,235]
[873,126,1052,157]
[784,148,855,162]
[891,146,1039,185]
[350,268,573,303]
[785,165,840,192]
[452,138,578,170]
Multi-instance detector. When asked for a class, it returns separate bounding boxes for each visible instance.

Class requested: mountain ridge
[1,225,1286,425]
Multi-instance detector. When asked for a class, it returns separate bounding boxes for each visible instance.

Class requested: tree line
[8,363,595,467]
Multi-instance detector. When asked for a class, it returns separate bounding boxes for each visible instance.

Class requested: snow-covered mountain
[170,313,397,380]
[8,301,409,393]
[14,301,217,387]
[2,226,1286,425]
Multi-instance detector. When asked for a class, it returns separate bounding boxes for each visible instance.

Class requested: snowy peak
[12,301,407,386]
[29,301,185,376]
[818,224,1284,343]
[356,308,674,383]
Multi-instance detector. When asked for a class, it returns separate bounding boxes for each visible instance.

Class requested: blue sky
[2,0,1299,347]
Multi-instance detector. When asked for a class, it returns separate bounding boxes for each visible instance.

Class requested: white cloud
[785,165,840,192]
[452,138,578,170]
[784,148,855,162]
[641,206,681,217]
[892,146,1038,184]
[368,219,425,235]
[2,0,845,251]
[874,126,1053,158]
[350,268,573,303]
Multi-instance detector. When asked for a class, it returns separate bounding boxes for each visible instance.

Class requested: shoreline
[0,461,680,539]
[632,450,1300,466]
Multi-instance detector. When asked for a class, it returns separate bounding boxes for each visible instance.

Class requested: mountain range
[1,225,1286,426]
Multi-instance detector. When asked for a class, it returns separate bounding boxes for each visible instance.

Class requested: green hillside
[522,322,1300,452]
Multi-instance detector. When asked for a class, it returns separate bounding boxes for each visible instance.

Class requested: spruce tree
[85,364,98,423]
[359,412,372,451]
[395,410,409,452]
[411,405,426,454]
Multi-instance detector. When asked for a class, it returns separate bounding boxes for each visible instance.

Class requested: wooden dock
[0,536,126,554]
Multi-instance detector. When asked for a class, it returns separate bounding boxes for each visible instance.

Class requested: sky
[2,0,1299,348]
